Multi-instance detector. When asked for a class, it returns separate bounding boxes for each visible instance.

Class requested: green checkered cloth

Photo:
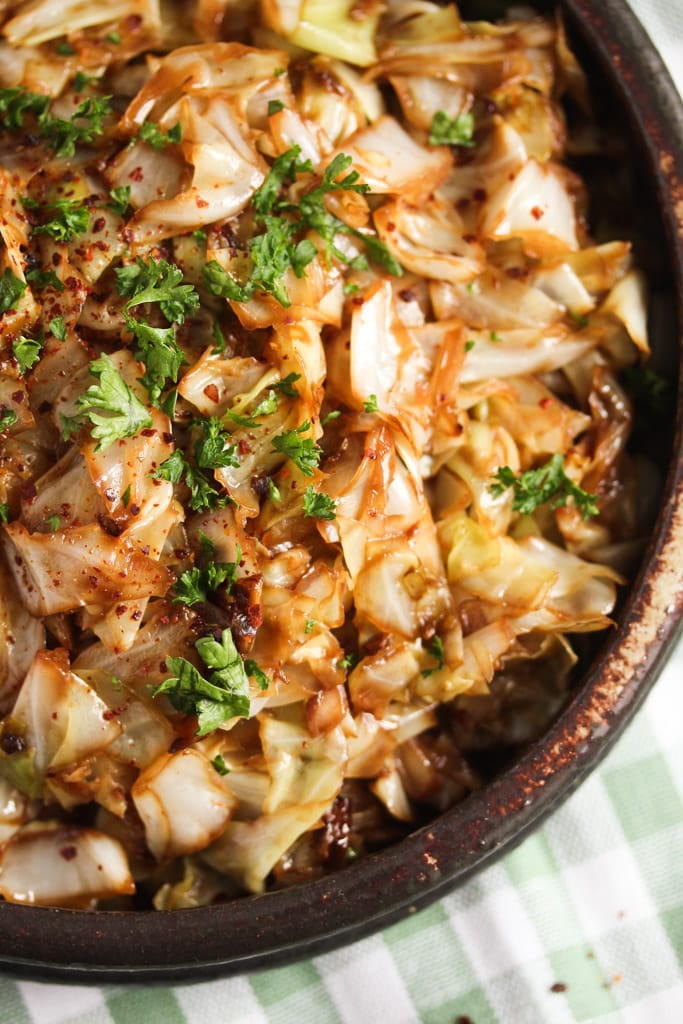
[1,2,681,1020]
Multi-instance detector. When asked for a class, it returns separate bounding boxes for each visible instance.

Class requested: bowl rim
[1,0,683,983]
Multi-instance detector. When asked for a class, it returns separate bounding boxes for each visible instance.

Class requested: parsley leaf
[302,485,336,520]
[421,636,445,677]
[173,550,240,606]
[0,503,9,524]
[274,372,301,398]
[0,86,50,130]
[338,652,359,670]
[155,628,250,736]
[490,454,599,520]
[61,354,153,450]
[225,389,279,428]
[212,753,230,775]
[362,394,378,413]
[48,316,67,341]
[29,197,90,242]
[194,417,240,469]
[44,514,60,531]
[429,110,475,147]
[271,421,321,476]
[268,99,285,115]
[25,267,64,292]
[252,145,313,217]
[138,121,182,150]
[0,268,27,314]
[153,446,231,513]
[40,95,112,157]
[244,659,269,690]
[12,336,42,375]
[0,409,17,433]
[104,185,131,216]
[128,320,184,406]
[116,256,199,324]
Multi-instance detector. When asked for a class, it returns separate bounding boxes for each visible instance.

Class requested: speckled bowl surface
[1,0,682,982]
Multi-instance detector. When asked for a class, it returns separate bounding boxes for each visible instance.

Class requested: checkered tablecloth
[1,1,682,1021]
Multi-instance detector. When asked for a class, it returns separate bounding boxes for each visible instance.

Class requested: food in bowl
[0,0,656,909]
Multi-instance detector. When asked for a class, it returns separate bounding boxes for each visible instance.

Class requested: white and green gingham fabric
[1,2,682,1021]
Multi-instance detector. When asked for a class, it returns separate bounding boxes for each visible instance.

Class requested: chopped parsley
[25,267,64,292]
[12,336,42,375]
[116,256,199,323]
[48,316,67,341]
[428,110,475,147]
[302,485,336,520]
[490,454,599,520]
[0,86,50,130]
[489,330,503,343]
[322,409,341,425]
[271,420,321,476]
[193,417,240,470]
[268,100,285,115]
[0,268,27,314]
[104,185,131,216]
[44,514,61,531]
[203,146,401,309]
[274,372,301,398]
[0,409,17,433]
[211,753,230,775]
[0,504,9,524]
[116,256,199,403]
[465,339,475,352]
[225,389,278,428]
[568,309,589,329]
[40,95,112,157]
[362,394,378,413]
[153,450,230,513]
[421,636,445,677]
[244,659,269,690]
[173,548,241,607]
[338,652,359,671]
[305,619,317,634]
[26,197,90,243]
[153,419,237,513]
[61,354,153,450]
[155,628,251,736]
[138,120,182,150]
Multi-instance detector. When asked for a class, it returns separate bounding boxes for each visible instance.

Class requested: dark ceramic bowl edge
[1,0,683,982]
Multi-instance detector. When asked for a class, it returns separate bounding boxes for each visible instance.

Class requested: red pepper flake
[539,397,553,409]
[550,982,567,993]
[129,167,144,182]
[203,383,219,403]
[92,217,106,233]
[531,205,544,221]
[196,197,209,209]
[140,428,156,437]
[60,845,78,861]
[129,503,141,516]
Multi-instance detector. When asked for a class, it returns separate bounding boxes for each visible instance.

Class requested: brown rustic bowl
[1,0,682,981]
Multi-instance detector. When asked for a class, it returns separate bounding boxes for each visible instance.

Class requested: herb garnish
[421,636,445,677]
[271,421,322,476]
[61,354,153,450]
[428,110,475,147]
[490,454,599,520]
[173,547,241,607]
[155,629,251,736]
[0,268,27,314]
[302,485,336,520]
